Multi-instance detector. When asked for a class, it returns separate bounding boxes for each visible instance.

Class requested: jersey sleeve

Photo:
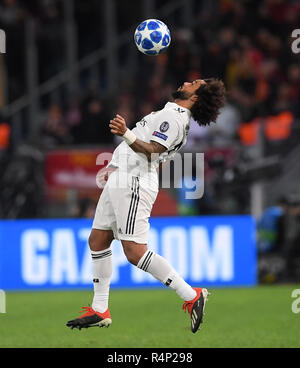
[150,111,181,150]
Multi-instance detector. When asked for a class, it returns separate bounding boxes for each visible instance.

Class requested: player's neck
[174,99,192,111]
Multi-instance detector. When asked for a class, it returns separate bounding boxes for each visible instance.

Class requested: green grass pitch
[0,285,299,348]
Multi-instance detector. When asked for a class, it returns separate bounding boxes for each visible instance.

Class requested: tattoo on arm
[150,141,167,154]
[129,139,167,161]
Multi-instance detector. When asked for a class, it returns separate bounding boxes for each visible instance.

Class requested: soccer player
[66,78,226,333]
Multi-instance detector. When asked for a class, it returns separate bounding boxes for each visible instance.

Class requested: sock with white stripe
[91,248,113,313]
[137,250,197,301]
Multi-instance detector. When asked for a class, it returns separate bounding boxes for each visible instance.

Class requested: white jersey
[95,102,191,243]
[107,102,191,183]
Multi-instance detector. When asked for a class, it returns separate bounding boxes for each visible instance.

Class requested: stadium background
[0,0,299,348]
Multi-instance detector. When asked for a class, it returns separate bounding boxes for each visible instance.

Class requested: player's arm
[130,139,167,161]
[109,114,166,161]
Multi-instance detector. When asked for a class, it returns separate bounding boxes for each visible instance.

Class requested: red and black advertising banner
[44,148,114,201]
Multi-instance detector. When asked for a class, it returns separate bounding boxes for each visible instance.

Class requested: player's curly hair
[191,78,226,126]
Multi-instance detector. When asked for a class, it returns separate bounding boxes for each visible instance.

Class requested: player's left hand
[109,114,127,136]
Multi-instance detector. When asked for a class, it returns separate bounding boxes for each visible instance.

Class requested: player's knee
[88,233,99,251]
[122,241,147,266]
[124,249,139,266]
[88,230,112,251]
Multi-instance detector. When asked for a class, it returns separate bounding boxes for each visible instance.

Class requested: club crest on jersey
[159,121,169,133]
[153,131,168,141]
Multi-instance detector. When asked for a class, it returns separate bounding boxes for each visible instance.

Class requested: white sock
[137,250,197,301]
[91,248,113,313]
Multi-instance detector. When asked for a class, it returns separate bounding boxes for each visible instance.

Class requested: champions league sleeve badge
[159,121,169,132]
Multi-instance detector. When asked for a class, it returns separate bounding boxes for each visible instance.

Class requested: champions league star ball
[134,19,171,55]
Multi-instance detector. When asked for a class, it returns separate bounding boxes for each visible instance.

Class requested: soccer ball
[134,19,171,55]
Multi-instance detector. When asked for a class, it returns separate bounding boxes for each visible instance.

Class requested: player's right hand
[109,114,127,136]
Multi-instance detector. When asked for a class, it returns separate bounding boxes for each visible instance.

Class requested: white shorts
[92,170,158,244]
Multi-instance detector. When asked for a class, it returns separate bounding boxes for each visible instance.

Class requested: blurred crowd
[258,194,300,282]
[0,0,105,100]
[39,0,300,151]
[1,0,300,150]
